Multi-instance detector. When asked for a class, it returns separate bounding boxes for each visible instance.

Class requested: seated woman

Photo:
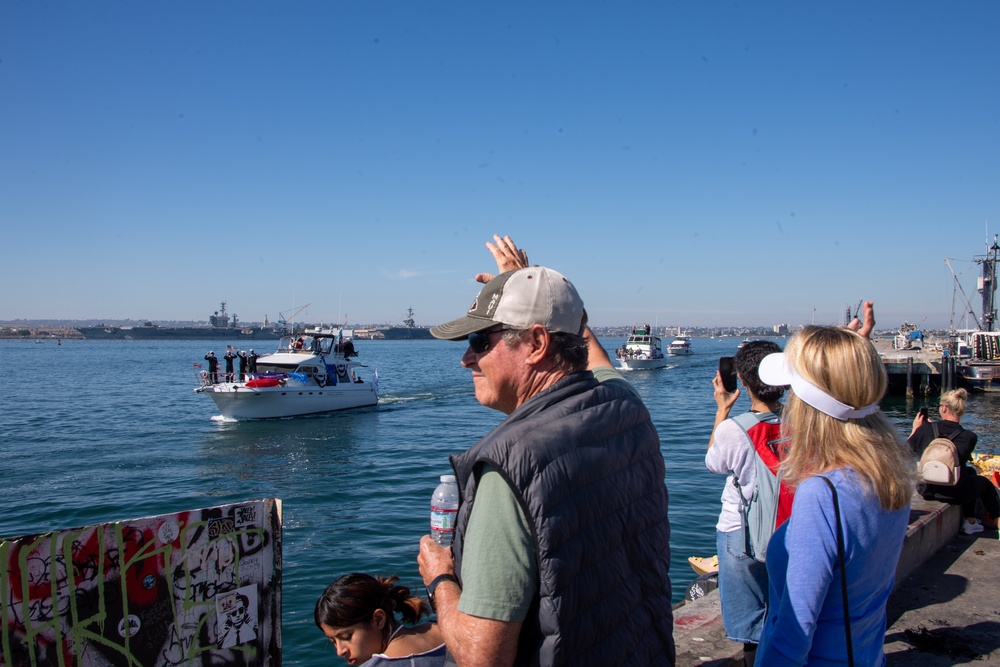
[908,388,999,534]
[315,573,444,666]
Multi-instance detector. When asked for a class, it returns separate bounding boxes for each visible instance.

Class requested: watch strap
[426,573,460,606]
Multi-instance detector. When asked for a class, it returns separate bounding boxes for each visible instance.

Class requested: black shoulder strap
[820,476,853,667]
[931,421,953,442]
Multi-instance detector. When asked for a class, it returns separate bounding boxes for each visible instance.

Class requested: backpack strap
[930,421,956,442]
[730,411,779,434]
[729,412,781,494]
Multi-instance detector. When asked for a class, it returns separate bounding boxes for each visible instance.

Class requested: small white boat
[667,334,693,356]
[616,324,668,370]
[194,327,378,419]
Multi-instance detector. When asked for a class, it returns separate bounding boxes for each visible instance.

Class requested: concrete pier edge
[672,494,962,666]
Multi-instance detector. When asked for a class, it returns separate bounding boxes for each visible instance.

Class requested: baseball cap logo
[485,292,499,315]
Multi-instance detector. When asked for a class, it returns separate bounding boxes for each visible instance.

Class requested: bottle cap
[440,474,457,483]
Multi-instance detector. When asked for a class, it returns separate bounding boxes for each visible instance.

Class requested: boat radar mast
[978,235,999,332]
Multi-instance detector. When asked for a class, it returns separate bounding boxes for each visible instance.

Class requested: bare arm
[909,411,928,438]
[583,324,614,370]
[418,535,521,667]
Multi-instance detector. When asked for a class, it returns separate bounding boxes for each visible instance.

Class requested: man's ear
[523,325,552,365]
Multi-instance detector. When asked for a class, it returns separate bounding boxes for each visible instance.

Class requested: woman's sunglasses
[467,328,510,354]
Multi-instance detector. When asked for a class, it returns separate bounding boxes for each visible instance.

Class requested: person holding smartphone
[705,340,784,667]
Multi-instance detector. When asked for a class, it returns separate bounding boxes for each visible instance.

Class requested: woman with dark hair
[909,388,999,534]
[315,573,444,666]
[754,325,914,666]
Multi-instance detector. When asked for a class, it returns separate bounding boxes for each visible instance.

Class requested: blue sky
[3,2,998,329]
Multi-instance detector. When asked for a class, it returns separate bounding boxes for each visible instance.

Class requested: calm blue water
[3,337,1000,665]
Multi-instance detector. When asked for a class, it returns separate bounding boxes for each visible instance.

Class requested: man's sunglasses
[467,328,510,355]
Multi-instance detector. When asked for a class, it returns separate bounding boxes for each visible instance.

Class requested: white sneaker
[962,519,985,535]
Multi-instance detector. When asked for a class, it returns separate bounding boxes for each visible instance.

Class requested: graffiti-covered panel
[0,498,281,666]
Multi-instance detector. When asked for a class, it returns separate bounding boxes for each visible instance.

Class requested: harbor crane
[278,303,311,326]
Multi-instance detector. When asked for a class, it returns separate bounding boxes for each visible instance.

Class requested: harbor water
[4,337,999,665]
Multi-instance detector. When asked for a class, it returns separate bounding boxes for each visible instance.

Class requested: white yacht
[667,334,693,356]
[194,327,378,419]
[616,324,668,370]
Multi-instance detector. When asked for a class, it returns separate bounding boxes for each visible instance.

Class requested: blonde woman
[755,326,914,666]
[909,388,999,534]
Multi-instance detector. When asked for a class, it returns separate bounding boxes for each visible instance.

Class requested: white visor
[758,352,880,421]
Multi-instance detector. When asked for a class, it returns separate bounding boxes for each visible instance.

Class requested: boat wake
[377,392,435,406]
[210,414,239,423]
[619,364,679,372]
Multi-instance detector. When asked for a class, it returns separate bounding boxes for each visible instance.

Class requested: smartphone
[719,356,738,393]
[918,407,928,419]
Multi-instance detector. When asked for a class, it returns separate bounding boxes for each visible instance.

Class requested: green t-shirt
[457,466,537,621]
[457,367,636,621]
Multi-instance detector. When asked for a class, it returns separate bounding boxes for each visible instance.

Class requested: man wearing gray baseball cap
[418,236,674,667]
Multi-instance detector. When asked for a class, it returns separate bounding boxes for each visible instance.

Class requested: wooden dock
[873,339,961,396]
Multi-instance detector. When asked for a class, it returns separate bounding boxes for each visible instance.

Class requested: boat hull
[667,348,693,356]
[619,357,669,370]
[960,362,1000,392]
[78,326,281,340]
[198,381,378,419]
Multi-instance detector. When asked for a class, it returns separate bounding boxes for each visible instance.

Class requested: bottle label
[430,507,458,533]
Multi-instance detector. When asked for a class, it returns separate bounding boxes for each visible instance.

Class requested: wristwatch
[425,573,460,609]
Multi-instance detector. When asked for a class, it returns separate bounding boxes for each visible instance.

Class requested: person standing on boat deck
[908,388,1000,533]
[248,349,258,375]
[417,235,674,667]
[204,351,219,384]
[705,340,785,667]
[238,350,249,382]
[224,346,237,382]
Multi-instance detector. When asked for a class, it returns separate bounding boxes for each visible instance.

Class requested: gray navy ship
[75,303,433,340]
[74,302,282,340]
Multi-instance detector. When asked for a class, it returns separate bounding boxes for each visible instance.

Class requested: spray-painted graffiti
[1,498,281,666]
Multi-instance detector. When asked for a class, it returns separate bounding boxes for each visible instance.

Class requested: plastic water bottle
[430,474,459,546]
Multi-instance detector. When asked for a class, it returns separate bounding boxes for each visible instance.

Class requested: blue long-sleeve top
[756,467,909,666]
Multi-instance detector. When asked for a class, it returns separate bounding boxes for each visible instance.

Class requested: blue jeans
[717,528,769,644]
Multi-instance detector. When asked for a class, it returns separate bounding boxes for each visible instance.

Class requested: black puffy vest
[449,372,675,666]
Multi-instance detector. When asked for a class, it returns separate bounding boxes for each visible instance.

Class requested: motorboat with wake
[616,324,668,370]
[667,333,693,356]
[194,327,378,419]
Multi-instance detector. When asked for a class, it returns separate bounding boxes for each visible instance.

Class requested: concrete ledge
[672,494,960,666]
[673,586,742,665]
[894,495,961,587]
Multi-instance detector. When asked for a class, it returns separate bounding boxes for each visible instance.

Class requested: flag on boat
[373,369,379,395]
